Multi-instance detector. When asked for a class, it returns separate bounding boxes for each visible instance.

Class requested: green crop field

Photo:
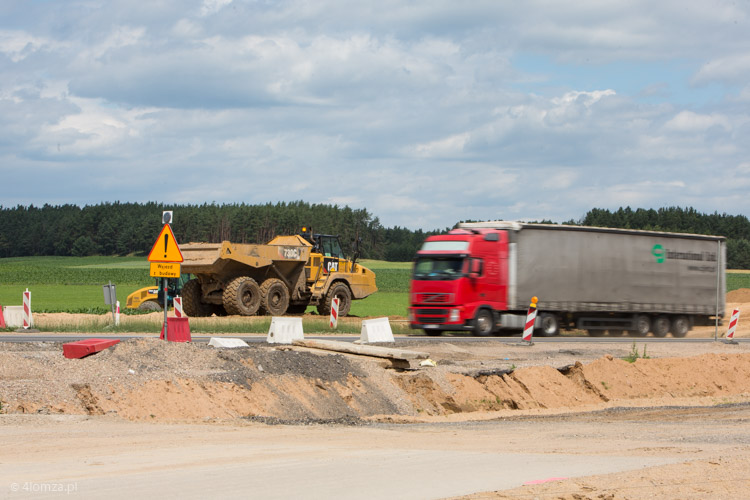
[0,256,411,316]
[2,256,748,321]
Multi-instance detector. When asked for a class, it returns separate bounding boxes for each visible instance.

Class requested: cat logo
[323,258,339,274]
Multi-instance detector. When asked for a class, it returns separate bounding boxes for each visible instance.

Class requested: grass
[1,255,747,324]
[11,313,414,335]
[623,342,650,363]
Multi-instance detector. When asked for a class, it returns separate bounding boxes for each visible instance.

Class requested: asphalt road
[0,333,745,344]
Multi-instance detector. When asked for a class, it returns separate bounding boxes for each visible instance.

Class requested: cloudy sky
[1,1,749,230]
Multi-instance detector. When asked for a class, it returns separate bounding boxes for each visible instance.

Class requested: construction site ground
[2,291,750,498]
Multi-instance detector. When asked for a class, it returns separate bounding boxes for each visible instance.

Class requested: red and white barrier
[174,296,184,318]
[522,296,539,343]
[22,289,32,329]
[329,297,339,329]
[115,301,121,326]
[726,308,740,340]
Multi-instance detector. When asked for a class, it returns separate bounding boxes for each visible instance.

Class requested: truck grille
[415,293,453,304]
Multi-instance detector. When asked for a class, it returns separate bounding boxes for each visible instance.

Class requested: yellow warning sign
[147,224,184,263]
[150,262,181,278]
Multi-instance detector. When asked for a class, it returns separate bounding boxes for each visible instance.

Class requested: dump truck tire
[182,278,212,317]
[316,282,352,317]
[260,278,290,316]
[137,300,161,312]
[223,276,261,316]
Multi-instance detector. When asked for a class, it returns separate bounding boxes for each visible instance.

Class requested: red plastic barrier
[160,317,191,342]
[63,339,121,359]
[0,305,6,329]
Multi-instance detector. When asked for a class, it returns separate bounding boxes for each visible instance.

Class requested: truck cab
[409,229,508,335]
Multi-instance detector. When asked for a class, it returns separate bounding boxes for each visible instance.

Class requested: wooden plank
[292,339,429,361]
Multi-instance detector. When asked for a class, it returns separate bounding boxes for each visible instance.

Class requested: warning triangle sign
[147,224,184,263]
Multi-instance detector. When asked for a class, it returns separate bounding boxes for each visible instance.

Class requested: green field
[0,256,411,316]
[2,256,748,324]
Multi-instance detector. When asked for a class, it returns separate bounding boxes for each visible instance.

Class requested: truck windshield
[413,257,465,280]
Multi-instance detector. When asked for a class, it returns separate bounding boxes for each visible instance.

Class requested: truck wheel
[317,283,352,317]
[182,278,212,317]
[652,315,670,337]
[223,276,261,316]
[631,315,650,337]
[260,278,290,316]
[537,313,559,336]
[473,309,494,336]
[671,315,690,337]
[137,300,161,312]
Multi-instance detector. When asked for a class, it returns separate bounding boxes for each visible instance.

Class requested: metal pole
[714,240,720,342]
[109,280,116,325]
[163,277,169,341]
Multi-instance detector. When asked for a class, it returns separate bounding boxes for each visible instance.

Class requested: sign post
[147,218,184,340]
[103,281,117,325]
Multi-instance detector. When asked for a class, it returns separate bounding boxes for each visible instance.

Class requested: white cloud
[663,111,731,132]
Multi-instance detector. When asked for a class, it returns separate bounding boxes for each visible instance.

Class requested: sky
[1,0,749,230]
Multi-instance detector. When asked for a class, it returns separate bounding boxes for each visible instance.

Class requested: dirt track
[2,294,750,498]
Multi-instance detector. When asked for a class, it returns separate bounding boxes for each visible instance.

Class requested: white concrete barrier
[208,337,249,348]
[267,317,304,344]
[360,317,394,344]
[3,306,26,328]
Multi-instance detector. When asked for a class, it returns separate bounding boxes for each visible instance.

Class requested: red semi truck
[409,221,725,337]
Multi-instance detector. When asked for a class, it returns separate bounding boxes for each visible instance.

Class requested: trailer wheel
[260,278,290,316]
[182,278,212,317]
[473,309,494,336]
[652,315,670,337]
[317,282,352,317]
[671,315,690,337]
[631,315,650,337]
[137,300,161,312]
[537,313,559,336]
[223,276,261,316]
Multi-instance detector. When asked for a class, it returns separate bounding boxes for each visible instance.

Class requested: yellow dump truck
[179,230,377,317]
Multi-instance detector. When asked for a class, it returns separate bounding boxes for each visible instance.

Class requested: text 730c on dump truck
[409,221,725,337]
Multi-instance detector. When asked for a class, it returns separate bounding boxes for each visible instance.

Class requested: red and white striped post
[725,308,740,343]
[22,288,31,329]
[174,296,184,318]
[115,300,121,326]
[329,297,339,329]
[522,296,539,344]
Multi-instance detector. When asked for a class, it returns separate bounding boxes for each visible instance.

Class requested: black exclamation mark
[164,234,169,258]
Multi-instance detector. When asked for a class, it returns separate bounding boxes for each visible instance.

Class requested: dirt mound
[2,340,750,422]
[727,288,750,302]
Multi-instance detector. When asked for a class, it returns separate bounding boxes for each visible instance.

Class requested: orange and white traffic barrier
[115,301,121,326]
[522,296,538,343]
[329,297,339,329]
[726,308,740,340]
[174,296,184,318]
[22,288,32,329]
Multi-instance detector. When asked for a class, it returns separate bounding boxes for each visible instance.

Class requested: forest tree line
[0,201,443,262]
[1,203,750,267]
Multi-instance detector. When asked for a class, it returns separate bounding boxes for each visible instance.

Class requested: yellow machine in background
[126,274,191,311]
